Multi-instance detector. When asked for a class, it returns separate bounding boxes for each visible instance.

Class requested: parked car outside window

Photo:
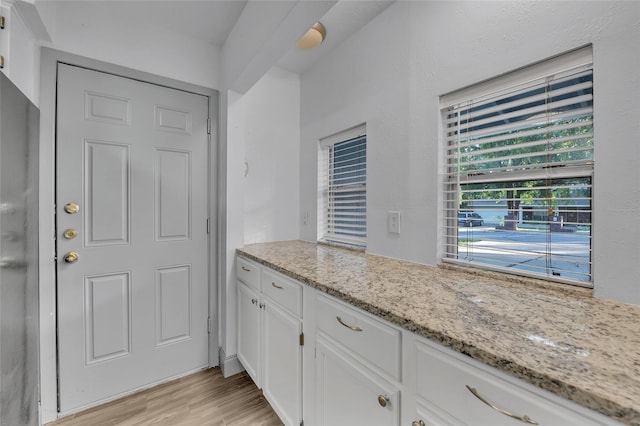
[458,212,484,227]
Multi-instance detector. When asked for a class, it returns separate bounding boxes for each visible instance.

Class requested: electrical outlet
[387,211,400,234]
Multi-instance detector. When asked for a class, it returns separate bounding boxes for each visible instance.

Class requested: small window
[441,46,593,286]
[318,125,367,248]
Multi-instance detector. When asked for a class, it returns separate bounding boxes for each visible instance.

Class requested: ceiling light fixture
[296,22,326,50]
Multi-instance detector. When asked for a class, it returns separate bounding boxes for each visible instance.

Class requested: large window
[442,46,593,286]
[318,125,367,248]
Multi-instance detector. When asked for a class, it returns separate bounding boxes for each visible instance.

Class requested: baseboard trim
[218,347,244,377]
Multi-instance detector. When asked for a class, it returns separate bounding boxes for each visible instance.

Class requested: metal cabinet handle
[336,316,363,332]
[466,385,538,425]
[0,257,25,269]
[271,281,283,289]
[251,298,258,305]
[377,395,389,408]
[412,421,425,426]
[241,266,250,272]
[259,302,265,310]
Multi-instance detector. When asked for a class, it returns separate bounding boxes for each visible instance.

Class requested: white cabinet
[262,264,305,425]
[238,256,621,426]
[236,257,303,426]
[314,294,401,426]
[236,280,261,385]
[406,336,619,426]
[0,1,49,105]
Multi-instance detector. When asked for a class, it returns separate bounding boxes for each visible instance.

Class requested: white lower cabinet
[262,299,302,426]
[237,280,261,386]
[238,257,620,426]
[236,258,303,426]
[406,336,619,426]
[315,336,400,426]
[313,294,401,426]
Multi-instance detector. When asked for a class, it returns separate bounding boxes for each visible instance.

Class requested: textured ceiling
[36,0,394,75]
[276,0,394,74]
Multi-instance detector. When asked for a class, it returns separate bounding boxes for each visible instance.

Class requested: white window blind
[319,125,367,247]
[442,47,593,286]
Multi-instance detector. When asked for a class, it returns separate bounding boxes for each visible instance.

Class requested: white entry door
[56,63,210,414]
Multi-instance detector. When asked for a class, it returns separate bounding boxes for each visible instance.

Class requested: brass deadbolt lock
[63,229,78,240]
[377,395,389,408]
[64,203,80,214]
[64,252,79,264]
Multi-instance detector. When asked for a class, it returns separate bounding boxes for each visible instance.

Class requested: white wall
[299,1,640,305]
[244,67,300,244]
[219,67,300,369]
[36,1,221,89]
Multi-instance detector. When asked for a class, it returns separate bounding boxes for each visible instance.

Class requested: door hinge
[207,317,212,333]
[299,332,304,346]
[207,118,211,135]
[206,218,210,234]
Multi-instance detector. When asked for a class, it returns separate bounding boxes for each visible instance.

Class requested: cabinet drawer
[414,338,614,426]
[237,257,260,290]
[316,295,401,380]
[261,268,302,317]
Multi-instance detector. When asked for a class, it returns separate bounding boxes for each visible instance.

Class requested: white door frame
[38,48,219,424]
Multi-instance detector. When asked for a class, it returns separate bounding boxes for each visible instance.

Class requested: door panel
[155,265,191,345]
[84,140,130,245]
[84,272,131,364]
[84,91,131,125]
[155,105,191,134]
[155,149,191,240]
[56,63,209,414]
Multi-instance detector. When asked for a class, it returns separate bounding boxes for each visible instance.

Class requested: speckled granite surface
[237,240,640,425]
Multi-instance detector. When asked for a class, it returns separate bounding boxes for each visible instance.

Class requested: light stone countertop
[237,240,640,425]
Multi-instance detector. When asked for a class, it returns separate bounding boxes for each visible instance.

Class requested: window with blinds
[318,125,367,247]
[442,46,593,286]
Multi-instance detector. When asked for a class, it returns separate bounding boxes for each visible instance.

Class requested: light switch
[387,211,400,234]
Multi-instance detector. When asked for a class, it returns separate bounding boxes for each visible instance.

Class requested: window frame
[318,124,367,248]
[440,46,594,287]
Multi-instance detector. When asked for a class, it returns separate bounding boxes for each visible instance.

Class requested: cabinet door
[262,299,302,426]
[237,281,261,387]
[316,336,399,426]
[412,338,615,426]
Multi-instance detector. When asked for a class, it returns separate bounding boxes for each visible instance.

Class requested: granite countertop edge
[236,243,639,425]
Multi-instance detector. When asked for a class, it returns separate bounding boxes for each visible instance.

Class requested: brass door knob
[63,229,78,240]
[64,252,79,263]
[64,203,80,214]
[377,394,389,408]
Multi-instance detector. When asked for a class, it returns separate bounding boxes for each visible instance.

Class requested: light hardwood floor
[47,368,283,426]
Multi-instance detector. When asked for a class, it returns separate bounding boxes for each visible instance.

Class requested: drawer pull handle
[412,421,425,426]
[466,385,539,425]
[271,282,284,289]
[241,266,251,272]
[336,316,363,332]
[377,394,389,407]
[251,298,258,305]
